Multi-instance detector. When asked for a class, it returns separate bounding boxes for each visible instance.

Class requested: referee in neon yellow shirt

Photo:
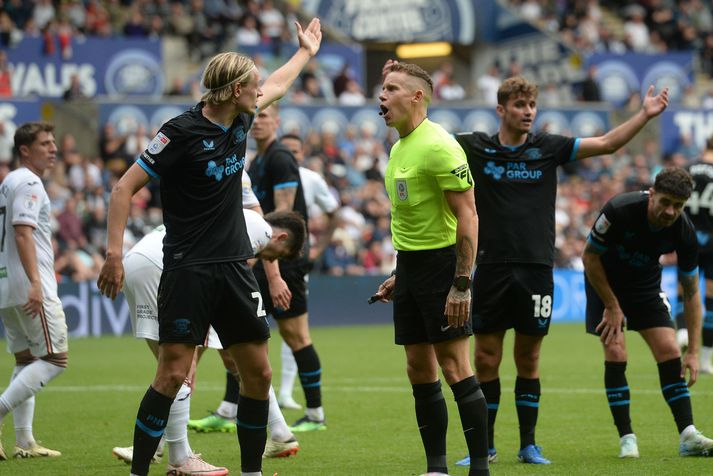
[373,60,490,476]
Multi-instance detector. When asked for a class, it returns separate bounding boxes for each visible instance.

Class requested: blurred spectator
[477,63,501,106]
[33,0,55,30]
[99,122,130,175]
[123,7,148,37]
[332,63,353,98]
[235,14,261,46]
[579,65,601,102]
[435,74,466,101]
[63,73,86,100]
[0,120,12,164]
[123,124,151,159]
[338,79,366,106]
[259,0,284,52]
[623,6,650,51]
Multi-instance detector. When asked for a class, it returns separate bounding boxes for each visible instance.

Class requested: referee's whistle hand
[375,275,395,302]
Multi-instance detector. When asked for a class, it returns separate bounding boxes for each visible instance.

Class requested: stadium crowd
[1,0,711,282]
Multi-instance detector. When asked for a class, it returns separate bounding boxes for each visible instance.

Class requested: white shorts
[1,294,68,356]
[123,253,161,341]
[124,253,225,348]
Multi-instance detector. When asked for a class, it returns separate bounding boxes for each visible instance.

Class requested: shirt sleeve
[268,149,300,191]
[543,133,579,165]
[11,181,44,227]
[241,170,260,209]
[587,202,619,253]
[137,120,185,179]
[312,173,339,213]
[429,136,473,192]
[677,218,699,275]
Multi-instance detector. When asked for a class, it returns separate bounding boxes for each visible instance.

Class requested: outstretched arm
[257,18,322,110]
[575,85,669,159]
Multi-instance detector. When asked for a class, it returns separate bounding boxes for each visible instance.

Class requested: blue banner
[659,107,713,155]
[587,52,694,106]
[0,99,43,135]
[0,268,691,338]
[100,102,610,140]
[302,0,477,43]
[5,37,164,98]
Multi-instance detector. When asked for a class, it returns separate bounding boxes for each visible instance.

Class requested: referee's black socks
[412,380,448,474]
[658,358,693,433]
[514,376,540,449]
[294,344,322,409]
[132,386,173,476]
[451,376,490,476]
[604,361,633,437]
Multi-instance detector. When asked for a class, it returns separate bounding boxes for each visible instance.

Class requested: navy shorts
[252,263,309,319]
[585,277,674,334]
[158,261,270,347]
[393,246,472,345]
[472,263,554,336]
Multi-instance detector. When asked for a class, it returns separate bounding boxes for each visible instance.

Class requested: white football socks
[279,340,298,400]
[166,383,193,465]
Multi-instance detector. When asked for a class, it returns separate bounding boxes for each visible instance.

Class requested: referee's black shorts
[157,261,270,348]
[393,245,472,345]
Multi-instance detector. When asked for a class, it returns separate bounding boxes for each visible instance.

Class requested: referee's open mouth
[379,104,389,118]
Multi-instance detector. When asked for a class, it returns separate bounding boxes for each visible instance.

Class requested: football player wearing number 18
[454,76,669,466]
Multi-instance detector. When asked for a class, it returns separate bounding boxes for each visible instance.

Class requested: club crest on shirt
[233,126,246,144]
[148,132,170,155]
[396,179,408,201]
[594,214,611,235]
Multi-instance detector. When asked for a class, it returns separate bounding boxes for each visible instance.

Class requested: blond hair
[201,52,256,105]
[386,62,433,105]
[497,76,538,105]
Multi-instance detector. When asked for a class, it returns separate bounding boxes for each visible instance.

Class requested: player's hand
[373,274,395,303]
[269,276,292,310]
[682,350,699,387]
[381,59,398,80]
[596,306,624,345]
[642,85,669,118]
[444,286,471,328]
[97,254,124,300]
[22,281,43,318]
[296,18,322,57]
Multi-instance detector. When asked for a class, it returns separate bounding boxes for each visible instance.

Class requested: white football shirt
[0,167,56,308]
[125,209,272,271]
[299,167,338,214]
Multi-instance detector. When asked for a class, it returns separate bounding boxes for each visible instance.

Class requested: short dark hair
[280,133,303,144]
[386,62,434,95]
[14,122,54,157]
[653,167,694,199]
[264,210,306,260]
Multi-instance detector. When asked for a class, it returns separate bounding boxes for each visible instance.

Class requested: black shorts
[157,261,270,347]
[472,263,554,336]
[393,246,472,345]
[585,277,674,334]
[252,264,309,319]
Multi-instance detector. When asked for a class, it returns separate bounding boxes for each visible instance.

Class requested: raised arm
[97,162,151,299]
[575,85,669,159]
[257,18,322,110]
[444,188,477,327]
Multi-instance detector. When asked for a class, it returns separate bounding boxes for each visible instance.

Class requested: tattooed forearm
[455,235,475,276]
[682,274,700,301]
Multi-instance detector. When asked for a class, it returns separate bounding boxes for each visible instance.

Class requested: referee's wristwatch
[452,275,471,292]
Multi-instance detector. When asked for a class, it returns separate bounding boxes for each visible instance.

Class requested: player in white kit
[0,122,67,461]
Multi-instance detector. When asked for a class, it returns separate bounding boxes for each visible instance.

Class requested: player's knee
[41,352,68,369]
[15,353,37,366]
[475,346,501,370]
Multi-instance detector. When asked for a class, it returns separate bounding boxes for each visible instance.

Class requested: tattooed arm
[444,188,477,327]
[680,271,702,386]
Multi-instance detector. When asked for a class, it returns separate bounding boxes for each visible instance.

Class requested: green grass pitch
[0,322,712,475]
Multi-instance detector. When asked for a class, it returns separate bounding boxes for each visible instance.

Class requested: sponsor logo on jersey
[697,231,710,246]
[594,214,611,235]
[396,179,408,201]
[148,132,170,155]
[484,148,496,154]
[203,139,215,151]
[484,161,505,180]
[205,160,225,181]
[450,164,473,185]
